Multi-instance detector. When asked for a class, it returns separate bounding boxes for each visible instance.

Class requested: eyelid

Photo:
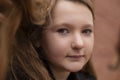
[53,23,72,30]
[57,28,69,34]
[82,25,94,32]
[55,24,69,31]
[82,28,93,36]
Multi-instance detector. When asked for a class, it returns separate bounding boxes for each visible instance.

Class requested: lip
[66,55,85,58]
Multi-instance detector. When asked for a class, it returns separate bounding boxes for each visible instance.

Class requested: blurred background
[92,0,120,80]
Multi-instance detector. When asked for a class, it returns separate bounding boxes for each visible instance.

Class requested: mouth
[66,55,85,59]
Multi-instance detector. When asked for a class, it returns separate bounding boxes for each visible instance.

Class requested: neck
[49,66,70,80]
[52,69,70,80]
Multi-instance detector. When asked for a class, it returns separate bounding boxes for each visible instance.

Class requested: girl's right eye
[57,28,69,34]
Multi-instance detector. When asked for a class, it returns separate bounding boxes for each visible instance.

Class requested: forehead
[51,0,93,26]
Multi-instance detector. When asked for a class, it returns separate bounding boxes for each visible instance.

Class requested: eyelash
[57,28,69,34]
[56,28,92,36]
[82,29,92,35]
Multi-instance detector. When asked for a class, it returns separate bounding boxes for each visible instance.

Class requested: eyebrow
[82,24,94,28]
[80,24,94,31]
[53,23,94,28]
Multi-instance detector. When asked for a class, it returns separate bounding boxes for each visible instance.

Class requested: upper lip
[66,55,85,57]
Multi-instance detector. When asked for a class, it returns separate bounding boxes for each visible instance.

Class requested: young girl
[35,0,95,80]
[1,0,96,80]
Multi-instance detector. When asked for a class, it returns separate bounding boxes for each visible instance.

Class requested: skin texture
[41,1,94,80]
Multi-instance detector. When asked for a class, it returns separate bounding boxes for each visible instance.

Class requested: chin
[66,65,84,72]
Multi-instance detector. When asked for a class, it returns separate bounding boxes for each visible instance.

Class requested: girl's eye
[82,29,92,35]
[57,28,69,34]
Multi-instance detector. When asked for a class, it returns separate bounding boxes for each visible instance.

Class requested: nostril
[71,41,84,51]
[72,46,81,51]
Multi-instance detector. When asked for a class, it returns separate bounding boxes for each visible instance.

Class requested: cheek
[44,36,70,59]
[84,38,94,58]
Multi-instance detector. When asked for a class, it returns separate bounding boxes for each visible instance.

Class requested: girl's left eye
[57,28,69,34]
[82,29,92,35]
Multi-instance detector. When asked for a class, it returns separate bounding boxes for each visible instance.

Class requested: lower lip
[67,55,84,59]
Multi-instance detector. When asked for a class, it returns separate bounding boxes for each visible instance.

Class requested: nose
[71,34,84,50]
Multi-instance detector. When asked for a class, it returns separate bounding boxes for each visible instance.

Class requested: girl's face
[42,0,94,73]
